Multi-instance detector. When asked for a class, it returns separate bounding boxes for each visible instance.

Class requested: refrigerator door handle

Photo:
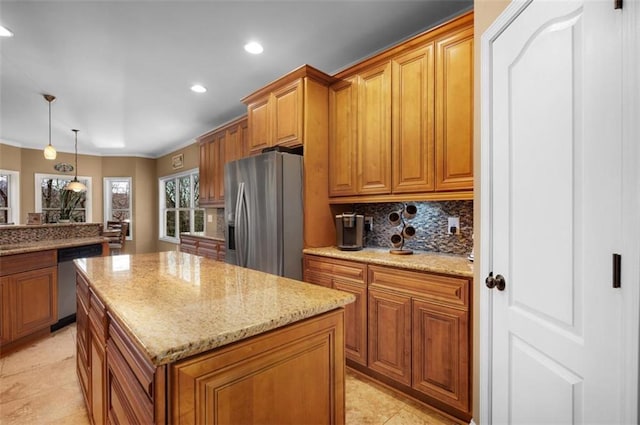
[234,182,248,267]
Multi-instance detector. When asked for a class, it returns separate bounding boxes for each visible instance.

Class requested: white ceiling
[0,0,472,158]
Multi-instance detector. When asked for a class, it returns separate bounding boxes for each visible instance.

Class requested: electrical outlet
[447,217,460,235]
[364,216,373,232]
[207,214,213,223]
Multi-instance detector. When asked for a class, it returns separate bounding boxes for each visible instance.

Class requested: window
[0,170,19,224]
[35,173,92,223]
[159,168,203,243]
[104,177,133,240]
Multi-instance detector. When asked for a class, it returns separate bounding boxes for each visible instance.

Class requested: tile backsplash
[353,201,473,256]
[205,208,226,238]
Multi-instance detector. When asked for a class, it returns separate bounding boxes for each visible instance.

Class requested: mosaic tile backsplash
[353,201,473,256]
[0,223,103,245]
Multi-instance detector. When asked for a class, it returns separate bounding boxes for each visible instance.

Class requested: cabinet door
[435,27,474,191]
[12,267,57,339]
[333,278,367,366]
[368,286,411,385]
[247,97,270,155]
[0,277,11,344]
[329,77,358,196]
[357,62,392,195]
[412,299,469,413]
[392,44,436,193]
[272,78,303,148]
[90,327,106,425]
[198,141,210,205]
[215,133,225,202]
[226,124,240,164]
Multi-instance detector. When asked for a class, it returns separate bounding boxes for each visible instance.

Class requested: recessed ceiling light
[244,41,263,55]
[0,26,14,38]
[191,84,207,93]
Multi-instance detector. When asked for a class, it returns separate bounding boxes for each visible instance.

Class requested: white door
[488,0,626,423]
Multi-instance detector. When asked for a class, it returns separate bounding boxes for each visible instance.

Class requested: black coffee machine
[336,213,364,251]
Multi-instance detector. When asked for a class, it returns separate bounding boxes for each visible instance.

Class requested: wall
[12,147,104,225]
[155,142,199,252]
[473,0,511,423]
[0,142,167,255]
[354,201,473,256]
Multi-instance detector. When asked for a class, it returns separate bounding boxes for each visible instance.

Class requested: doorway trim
[478,1,639,424]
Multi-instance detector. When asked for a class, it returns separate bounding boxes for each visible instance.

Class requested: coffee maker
[335,213,364,251]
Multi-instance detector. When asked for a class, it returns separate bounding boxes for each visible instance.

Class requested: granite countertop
[74,251,355,366]
[0,237,109,256]
[180,232,225,242]
[303,246,473,278]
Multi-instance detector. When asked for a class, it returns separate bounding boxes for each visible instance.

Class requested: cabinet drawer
[303,270,333,288]
[368,265,469,309]
[303,255,366,282]
[109,316,155,399]
[76,272,89,307]
[89,289,107,343]
[0,250,56,276]
[106,339,154,425]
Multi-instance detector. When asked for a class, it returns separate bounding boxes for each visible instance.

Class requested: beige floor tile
[1,324,454,425]
[1,326,75,377]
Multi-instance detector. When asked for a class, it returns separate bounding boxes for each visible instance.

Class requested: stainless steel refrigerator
[224,151,303,280]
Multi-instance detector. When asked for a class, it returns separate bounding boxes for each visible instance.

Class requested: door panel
[490,0,623,422]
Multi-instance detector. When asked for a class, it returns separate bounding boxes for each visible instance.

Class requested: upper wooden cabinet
[392,44,435,194]
[357,62,392,195]
[242,65,334,156]
[435,26,474,191]
[243,64,337,248]
[328,77,358,196]
[329,12,473,203]
[198,115,247,207]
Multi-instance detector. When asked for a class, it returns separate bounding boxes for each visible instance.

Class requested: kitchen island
[75,251,354,425]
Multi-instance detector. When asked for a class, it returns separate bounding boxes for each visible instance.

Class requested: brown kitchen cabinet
[303,254,368,366]
[368,264,471,420]
[0,250,57,350]
[243,64,336,248]
[303,253,472,422]
[435,25,474,191]
[179,234,225,261]
[328,77,358,196]
[243,66,332,156]
[328,11,473,203]
[76,271,109,425]
[197,116,247,207]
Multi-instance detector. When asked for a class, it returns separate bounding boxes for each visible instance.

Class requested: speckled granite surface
[0,237,108,256]
[303,246,473,278]
[75,251,355,366]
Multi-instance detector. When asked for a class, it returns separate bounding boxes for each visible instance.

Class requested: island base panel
[172,309,345,425]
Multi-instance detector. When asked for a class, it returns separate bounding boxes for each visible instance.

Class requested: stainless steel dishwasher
[53,243,103,331]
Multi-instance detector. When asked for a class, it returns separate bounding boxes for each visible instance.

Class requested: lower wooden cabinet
[171,310,345,425]
[179,235,225,261]
[303,253,472,421]
[303,255,367,366]
[368,287,412,386]
[0,250,57,349]
[412,299,469,412]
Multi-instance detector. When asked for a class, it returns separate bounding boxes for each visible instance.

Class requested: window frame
[103,177,133,241]
[0,169,20,225]
[34,173,92,223]
[158,168,203,244]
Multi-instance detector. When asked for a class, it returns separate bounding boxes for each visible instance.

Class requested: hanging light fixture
[65,129,87,192]
[43,94,57,160]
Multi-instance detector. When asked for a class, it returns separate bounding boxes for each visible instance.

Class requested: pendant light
[43,94,57,160]
[65,129,87,192]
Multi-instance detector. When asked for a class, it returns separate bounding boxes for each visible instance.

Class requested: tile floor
[0,324,458,425]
